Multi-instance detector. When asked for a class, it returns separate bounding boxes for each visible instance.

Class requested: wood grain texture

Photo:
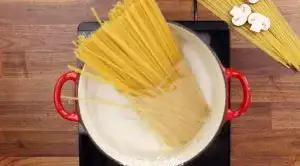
[0,157,78,166]
[0,0,299,166]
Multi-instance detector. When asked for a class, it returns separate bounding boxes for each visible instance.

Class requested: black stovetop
[78,21,230,166]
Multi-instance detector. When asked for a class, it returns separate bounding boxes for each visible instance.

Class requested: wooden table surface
[0,0,300,165]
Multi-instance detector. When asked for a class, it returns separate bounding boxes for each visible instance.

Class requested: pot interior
[78,23,226,166]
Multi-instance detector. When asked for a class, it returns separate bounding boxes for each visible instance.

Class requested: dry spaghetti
[199,0,300,70]
[72,0,211,148]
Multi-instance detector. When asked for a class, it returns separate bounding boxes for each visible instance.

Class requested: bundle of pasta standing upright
[54,0,251,163]
[73,0,211,148]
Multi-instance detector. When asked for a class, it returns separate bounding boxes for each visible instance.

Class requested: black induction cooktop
[77,21,230,166]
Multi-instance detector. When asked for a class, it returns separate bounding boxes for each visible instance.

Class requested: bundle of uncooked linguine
[68,0,211,148]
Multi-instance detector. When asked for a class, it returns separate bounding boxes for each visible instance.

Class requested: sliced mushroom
[248,13,271,32]
[230,4,252,27]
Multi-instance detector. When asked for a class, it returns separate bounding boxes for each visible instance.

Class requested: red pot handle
[225,68,251,120]
[53,71,80,122]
